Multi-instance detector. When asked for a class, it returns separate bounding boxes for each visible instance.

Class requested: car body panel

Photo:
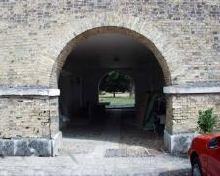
[188,133,220,176]
[207,137,220,176]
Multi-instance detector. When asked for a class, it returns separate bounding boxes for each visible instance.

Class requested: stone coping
[164,85,220,94]
[0,88,60,97]
[1,85,219,96]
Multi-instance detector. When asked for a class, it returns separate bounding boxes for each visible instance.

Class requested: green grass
[99,93,135,107]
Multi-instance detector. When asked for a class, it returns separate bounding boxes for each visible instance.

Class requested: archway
[55,26,172,155]
[51,27,171,88]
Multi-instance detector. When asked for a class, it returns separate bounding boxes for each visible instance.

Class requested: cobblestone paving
[0,110,191,176]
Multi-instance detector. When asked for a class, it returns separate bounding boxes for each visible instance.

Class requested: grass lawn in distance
[99,92,135,107]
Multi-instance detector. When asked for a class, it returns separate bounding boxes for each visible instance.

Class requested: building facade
[0,0,219,156]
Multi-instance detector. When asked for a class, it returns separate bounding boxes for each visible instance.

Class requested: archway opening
[98,71,135,109]
[57,28,169,155]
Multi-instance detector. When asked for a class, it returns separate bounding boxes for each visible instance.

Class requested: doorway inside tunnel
[58,30,167,155]
[98,71,135,109]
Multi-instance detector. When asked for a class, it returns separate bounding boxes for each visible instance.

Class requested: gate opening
[58,30,168,153]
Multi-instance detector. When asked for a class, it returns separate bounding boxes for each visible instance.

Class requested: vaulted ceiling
[63,33,159,71]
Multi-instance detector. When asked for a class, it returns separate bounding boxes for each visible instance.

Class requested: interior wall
[59,68,164,120]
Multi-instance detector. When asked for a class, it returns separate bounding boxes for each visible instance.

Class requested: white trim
[0,88,60,97]
[164,86,220,94]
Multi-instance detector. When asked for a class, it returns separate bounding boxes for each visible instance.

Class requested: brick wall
[169,94,220,134]
[0,97,51,138]
[0,1,219,87]
[0,0,219,139]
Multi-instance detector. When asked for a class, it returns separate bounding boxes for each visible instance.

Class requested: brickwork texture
[0,0,219,144]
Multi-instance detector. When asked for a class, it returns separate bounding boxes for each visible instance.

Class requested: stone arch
[55,25,171,135]
[50,26,173,88]
[47,23,179,154]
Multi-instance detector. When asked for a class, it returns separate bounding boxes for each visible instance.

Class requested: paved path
[0,110,191,176]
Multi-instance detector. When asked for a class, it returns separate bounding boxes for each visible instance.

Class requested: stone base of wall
[0,132,62,157]
[52,132,62,156]
[164,130,197,155]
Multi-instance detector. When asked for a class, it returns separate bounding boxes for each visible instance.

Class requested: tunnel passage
[58,32,166,139]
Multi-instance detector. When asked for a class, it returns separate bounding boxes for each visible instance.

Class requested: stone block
[52,132,63,156]
[14,140,31,156]
[164,130,196,155]
[0,140,14,156]
[28,139,52,157]
[0,138,54,157]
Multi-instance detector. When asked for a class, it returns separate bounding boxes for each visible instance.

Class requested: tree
[99,71,131,97]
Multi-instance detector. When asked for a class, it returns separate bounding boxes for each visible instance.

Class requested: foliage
[197,108,217,134]
[99,71,131,97]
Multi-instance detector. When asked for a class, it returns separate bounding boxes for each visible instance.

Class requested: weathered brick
[0,0,219,155]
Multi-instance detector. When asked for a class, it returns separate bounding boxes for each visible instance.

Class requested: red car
[188,133,220,176]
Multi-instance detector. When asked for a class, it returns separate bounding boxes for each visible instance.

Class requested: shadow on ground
[62,109,165,155]
[158,168,191,176]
